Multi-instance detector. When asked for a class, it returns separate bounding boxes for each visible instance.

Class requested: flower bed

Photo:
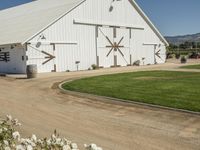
[0,115,102,150]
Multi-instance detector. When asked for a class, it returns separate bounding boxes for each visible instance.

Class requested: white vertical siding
[27,0,166,73]
[0,45,26,73]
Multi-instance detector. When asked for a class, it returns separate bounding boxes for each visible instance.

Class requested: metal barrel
[26,65,37,79]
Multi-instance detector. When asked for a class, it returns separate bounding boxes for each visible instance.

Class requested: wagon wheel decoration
[99,28,125,58]
[105,36,125,57]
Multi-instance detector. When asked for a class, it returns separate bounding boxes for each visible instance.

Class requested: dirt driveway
[0,63,200,150]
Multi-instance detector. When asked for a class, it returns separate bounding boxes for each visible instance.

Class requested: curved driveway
[0,63,200,150]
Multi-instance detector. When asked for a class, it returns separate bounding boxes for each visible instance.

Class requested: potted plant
[180,56,187,63]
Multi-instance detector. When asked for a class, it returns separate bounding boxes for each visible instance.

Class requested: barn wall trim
[73,19,144,30]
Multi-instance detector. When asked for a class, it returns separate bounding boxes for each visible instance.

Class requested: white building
[0,0,168,73]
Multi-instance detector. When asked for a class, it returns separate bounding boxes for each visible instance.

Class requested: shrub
[0,115,102,150]
[188,52,199,59]
[133,60,140,66]
[91,64,98,70]
[175,53,181,59]
[180,56,187,63]
[167,53,175,59]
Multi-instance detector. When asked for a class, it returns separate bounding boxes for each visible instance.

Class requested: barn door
[97,27,131,68]
[154,45,166,64]
[143,45,155,65]
[27,43,56,73]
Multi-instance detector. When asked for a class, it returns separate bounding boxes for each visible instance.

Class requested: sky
[0,0,200,36]
[135,0,200,36]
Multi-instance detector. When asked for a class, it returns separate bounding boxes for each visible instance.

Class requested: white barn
[0,0,168,73]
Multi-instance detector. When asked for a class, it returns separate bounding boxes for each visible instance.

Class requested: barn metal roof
[0,0,168,46]
[0,0,83,45]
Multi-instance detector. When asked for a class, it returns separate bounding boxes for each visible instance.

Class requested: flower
[16,145,25,150]
[0,115,103,150]
[16,122,22,126]
[71,143,78,149]
[47,139,51,145]
[4,146,11,150]
[85,144,103,150]
[63,145,71,150]
[3,127,8,131]
[56,138,62,145]
[37,139,43,144]
[51,134,56,140]
[12,131,21,141]
[6,115,12,121]
[31,134,37,142]
[26,145,33,150]
[4,140,9,146]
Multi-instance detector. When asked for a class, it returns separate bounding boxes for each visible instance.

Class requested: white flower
[85,144,103,150]
[20,138,26,144]
[13,118,18,124]
[51,134,56,140]
[16,145,25,150]
[31,134,37,142]
[37,139,43,144]
[96,147,103,150]
[71,143,78,149]
[6,115,12,121]
[64,138,71,145]
[4,146,11,150]
[56,138,62,145]
[12,131,20,140]
[16,123,22,126]
[91,144,97,149]
[47,139,51,145]
[25,138,32,144]
[4,140,9,146]
[26,139,36,147]
[3,127,8,131]
[26,145,33,150]
[63,145,71,150]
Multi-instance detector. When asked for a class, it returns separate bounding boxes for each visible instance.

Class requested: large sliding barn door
[97,27,131,68]
[27,44,56,73]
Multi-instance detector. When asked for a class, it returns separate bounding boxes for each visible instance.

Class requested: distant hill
[165,33,200,45]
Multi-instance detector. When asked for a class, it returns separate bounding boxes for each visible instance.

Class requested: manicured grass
[180,64,200,69]
[62,71,200,112]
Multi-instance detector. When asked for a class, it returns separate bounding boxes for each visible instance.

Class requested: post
[114,55,117,67]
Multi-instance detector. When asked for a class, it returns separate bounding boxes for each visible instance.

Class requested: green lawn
[180,64,200,69]
[62,71,200,112]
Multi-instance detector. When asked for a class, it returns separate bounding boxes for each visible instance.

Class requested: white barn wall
[27,0,166,73]
[0,45,26,73]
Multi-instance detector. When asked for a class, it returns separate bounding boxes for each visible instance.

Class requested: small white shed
[0,0,168,73]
